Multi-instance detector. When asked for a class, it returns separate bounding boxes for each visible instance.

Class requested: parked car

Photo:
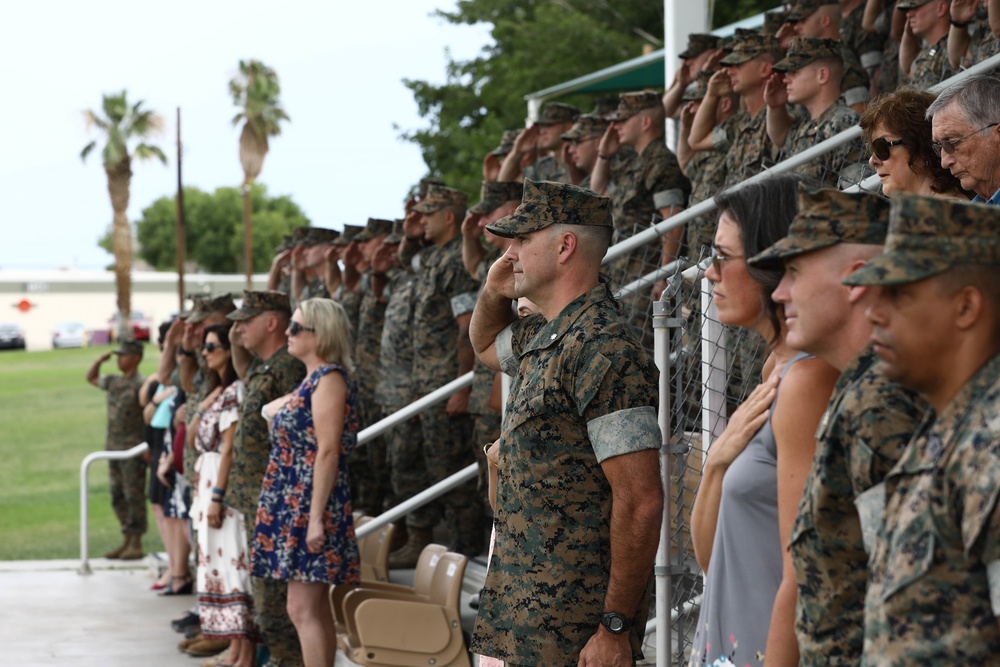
[0,323,26,350]
[108,310,151,342]
[52,321,86,349]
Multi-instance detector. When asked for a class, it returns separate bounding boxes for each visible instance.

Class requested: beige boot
[103,536,129,559]
[119,533,144,560]
[388,527,433,569]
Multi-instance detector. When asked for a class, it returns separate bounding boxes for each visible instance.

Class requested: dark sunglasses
[869,137,904,161]
[289,321,315,336]
[710,246,744,273]
[931,123,999,157]
[203,342,223,353]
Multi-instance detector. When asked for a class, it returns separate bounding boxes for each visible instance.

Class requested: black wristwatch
[601,612,632,635]
[179,347,196,358]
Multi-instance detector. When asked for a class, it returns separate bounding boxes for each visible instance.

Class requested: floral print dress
[252,364,361,584]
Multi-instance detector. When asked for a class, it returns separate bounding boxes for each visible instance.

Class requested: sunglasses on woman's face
[288,321,315,337]
[203,342,222,353]
[869,136,904,161]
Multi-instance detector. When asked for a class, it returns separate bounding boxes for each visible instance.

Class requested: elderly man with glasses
[926,74,1000,204]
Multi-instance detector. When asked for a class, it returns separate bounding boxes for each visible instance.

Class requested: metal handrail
[79,442,149,575]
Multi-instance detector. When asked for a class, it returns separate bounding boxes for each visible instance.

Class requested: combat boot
[103,536,129,559]
[388,527,433,569]
[119,533,145,560]
[389,521,408,552]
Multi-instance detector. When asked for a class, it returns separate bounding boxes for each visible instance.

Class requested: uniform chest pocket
[881,524,936,602]
[503,391,550,435]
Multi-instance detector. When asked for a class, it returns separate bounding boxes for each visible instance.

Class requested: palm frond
[134,143,168,164]
[80,141,97,162]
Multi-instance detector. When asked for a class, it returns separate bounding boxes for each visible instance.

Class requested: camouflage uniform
[99,368,147,536]
[470,284,661,666]
[784,102,862,188]
[840,192,1000,666]
[963,3,1000,69]
[522,102,579,185]
[841,5,882,76]
[469,247,504,492]
[354,268,390,512]
[908,34,958,89]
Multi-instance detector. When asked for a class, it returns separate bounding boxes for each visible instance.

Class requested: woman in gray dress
[688,176,839,667]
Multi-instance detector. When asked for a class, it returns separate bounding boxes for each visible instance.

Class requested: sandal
[160,575,194,596]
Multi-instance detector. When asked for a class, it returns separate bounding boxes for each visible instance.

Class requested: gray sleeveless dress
[688,353,811,667]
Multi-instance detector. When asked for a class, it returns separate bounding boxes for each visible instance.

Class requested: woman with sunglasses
[689,176,839,667]
[860,88,969,198]
[253,298,360,667]
[191,322,259,667]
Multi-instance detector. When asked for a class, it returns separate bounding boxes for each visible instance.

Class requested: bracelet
[950,19,972,28]
[597,154,610,160]
[179,347,196,357]
[212,486,225,496]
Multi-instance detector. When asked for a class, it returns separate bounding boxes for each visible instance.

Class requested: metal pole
[652,291,674,667]
[174,107,186,312]
[357,372,473,445]
[243,182,253,288]
[79,442,150,575]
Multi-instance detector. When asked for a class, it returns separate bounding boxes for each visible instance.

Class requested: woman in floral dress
[254,298,360,667]
[193,323,258,667]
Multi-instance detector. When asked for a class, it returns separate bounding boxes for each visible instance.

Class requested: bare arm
[461,212,487,279]
[589,125,621,196]
[397,210,424,270]
[179,322,200,394]
[577,448,664,667]
[689,71,733,151]
[229,327,253,382]
[497,126,539,182]
[762,359,838,667]
[267,249,291,291]
[992,0,1000,36]
[446,312,475,416]
[206,413,238,530]
[899,24,920,78]
[290,245,308,304]
[948,0,978,67]
[862,0,884,31]
[662,63,692,120]
[86,352,112,386]
[157,318,183,382]
[469,256,517,371]
[764,74,793,149]
[324,247,343,297]
[306,370,347,553]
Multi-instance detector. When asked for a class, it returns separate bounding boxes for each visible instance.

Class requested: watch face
[608,616,625,632]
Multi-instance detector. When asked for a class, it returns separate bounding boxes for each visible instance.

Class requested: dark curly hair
[860,87,967,196]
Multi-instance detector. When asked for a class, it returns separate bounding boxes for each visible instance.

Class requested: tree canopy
[99,184,310,273]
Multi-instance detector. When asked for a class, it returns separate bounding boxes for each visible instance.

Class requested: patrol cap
[679,33,721,59]
[353,218,394,242]
[895,0,935,9]
[592,97,619,118]
[292,226,311,246]
[534,102,580,126]
[608,91,662,121]
[787,0,838,22]
[682,76,708,102]
[384,219,405,245]
[186,293,236,324]
[720,33,782,65]
[749,186,890,268]
[560,114,611,140]
[773,37,844,72]
[844,193,1000,286]
[488,129,520,157]
[412,184,469,214]
[113,339,144,357]
[274,234,293,254]
[330,224,365,247]
[418,177,445,199]
[228,290,291,321]
[469,181,524,215]
[763,9,792,35]
[306,227,341,246]
[485,179,612,239]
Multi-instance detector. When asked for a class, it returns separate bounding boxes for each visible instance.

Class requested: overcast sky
[0,1,492,270]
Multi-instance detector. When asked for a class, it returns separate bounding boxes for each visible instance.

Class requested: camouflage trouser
[383,407,436,530]
[349,396,389,514]
[419,405,483,556]
[471,411,501,500]
[108,454,147,535]
[244,514,303,667]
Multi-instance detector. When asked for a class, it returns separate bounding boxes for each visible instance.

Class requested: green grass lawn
[0,344,166,560]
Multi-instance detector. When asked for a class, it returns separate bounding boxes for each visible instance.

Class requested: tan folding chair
[357,517,396,583]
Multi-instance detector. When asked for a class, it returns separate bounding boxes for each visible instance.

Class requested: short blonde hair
[298,298,354,372]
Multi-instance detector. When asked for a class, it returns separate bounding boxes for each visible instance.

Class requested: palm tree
[81,91,166,339]
[230,59,289,286]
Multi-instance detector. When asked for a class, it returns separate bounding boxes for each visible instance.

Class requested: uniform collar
[521,284,613,355]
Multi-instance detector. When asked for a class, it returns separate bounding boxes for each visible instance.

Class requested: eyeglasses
[931,123,999,157]
[869,136,905,161]
[203,342,222,353]
[288,321,315,336]
[566,135,600,147]
[710,246,744,273]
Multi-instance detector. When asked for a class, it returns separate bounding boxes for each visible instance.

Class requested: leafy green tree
[230,59,289,285]
[81,91,166,334]
[107,184,309,273]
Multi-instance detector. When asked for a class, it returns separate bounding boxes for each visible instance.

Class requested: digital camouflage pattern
[783,102,862,188]
[964,4,1000,69]
[330,223,364,247]
[722,109,776,188]
[375,268,415,410]
[749,186,891,267]
[607,139,691,241]
[535,102,580,125]
[228,290,291,322]
[355,270,391,511]
[787,0,837,22]
[560,113,611,141]
[487,179,613,238]
[469,180,523,216]
[679,33,721,59]
[523,155,570,185]
[471,284,661,666]
[186,293,236,324]
[720,32,782,65]
[773,37,844,71]
[608,90,662,121]
[353,217,394,243]
[413,184,469,214]
[840,6,882,70]
[333,283,362,341]
[908,34,958,90]
[489,129,520,158]
[862,353,1000,666]
[845,193,1000,287]
[305,227,340,245]
[228,347,305,516]
[685,149,728,258]
[99,373,147,535]
[791,346,928,665]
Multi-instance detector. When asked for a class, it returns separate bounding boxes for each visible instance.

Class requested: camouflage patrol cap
[485,179,612,238]
[292,226,311,246]
[274,234,293,254]
[787,0,839,22]
[488,130,520,157]
[413,184,469,214]
[560,114,611,140]
[353,218,394,242]
[895,0,935,9]
[679,33,721,59]
[773,37,844,71]
[844,193,1000,287]
[384,219,405,245]
[469,181,524,215]
[608,91,662,121]
[763,9,792,35]
[592,97,619,118]
[749,186,890,268]
[186,293,236,324]
[418,177,445,199]
[720,33,782,65]
[113,339,144,357]
[228,290,292,321]
[330,224,365,246]
[682,74,710,102]
[306,227,341,246]
[535,102,580,126]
